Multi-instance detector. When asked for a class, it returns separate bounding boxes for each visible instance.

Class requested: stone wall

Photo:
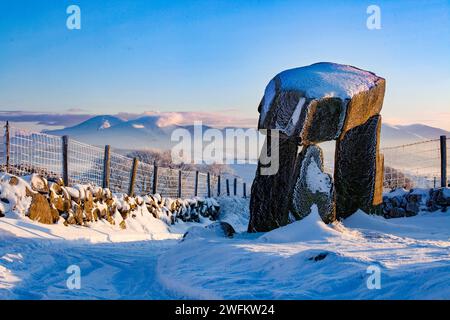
[0,173,220,228]
[382,187,450,218]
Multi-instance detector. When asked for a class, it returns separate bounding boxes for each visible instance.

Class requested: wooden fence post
[194,170,199,197]
[178,170,182,198]
[62,135,69,186]
[5,121,10,173]
[129,157,139,196]
[217,175,221,196]
[226,179,230,196]
[243,182,247,198]
[207,172,211,198]
[233,177,237,196]
[103,145,111,189]
[152,164,158,194]
[441,135,447,187]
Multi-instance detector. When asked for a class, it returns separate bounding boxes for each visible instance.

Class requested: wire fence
[135,161,154,195]
[109,152,134,194]
[68,139,104,187]
[1,126,63,180]
[382,137,449,190]
[0,123,247,198]
[5,122,445,194]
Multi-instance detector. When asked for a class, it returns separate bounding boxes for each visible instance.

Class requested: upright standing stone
[334,115,383,218]
[290,144,335,223]
[248,132,299,232]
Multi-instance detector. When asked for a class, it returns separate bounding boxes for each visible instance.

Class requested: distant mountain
[381,123,449,147]
[47,115,125,136]
[46,114,449,151]
[45,114,216,150]
[396,124,449,139]
[100,115,176,148]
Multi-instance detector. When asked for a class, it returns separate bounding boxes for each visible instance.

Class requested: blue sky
[0,0,449,129]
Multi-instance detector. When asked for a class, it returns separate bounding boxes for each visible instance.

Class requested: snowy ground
[1,197,449,300]
[0,215,198,299]
[159,207,450,299]
[0,235,177,299]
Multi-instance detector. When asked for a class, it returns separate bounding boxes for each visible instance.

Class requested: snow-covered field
[1,197,449,299]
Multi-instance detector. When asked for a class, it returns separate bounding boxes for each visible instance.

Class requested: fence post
[62,135,69,186]
[207,172,211,198]
[226,179,230,196]
[5,121,10,173]
[129,157,139,196]
[152,164,158,194]
[103,145,111,189]
[233,177,237,196]
[441,135,447,187]
[194,170,199,197]
[178,170,182,198]
[217,175,221,196]
[243,182,247,198]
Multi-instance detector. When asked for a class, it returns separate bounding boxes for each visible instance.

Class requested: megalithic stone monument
[248,62,385,232]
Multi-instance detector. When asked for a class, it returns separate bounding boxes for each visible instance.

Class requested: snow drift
[158,205,450,299]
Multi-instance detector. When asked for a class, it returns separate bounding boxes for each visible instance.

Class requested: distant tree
[127,149,234,176]
[128,149,173,167]
[384,166,414,190]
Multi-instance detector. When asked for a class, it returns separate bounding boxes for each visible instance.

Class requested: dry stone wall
[0,173,220,228]
[382,187,450,218]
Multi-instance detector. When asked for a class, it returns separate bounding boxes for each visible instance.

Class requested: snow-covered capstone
[258,62,385,143]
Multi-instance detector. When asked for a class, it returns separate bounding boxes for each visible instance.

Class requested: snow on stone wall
[0,173,220,229]
[382,187,449,218]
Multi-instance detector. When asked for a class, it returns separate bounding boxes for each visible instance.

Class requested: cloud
[0,111,92,127]
[151,112,185,127]
[66,108,88,113]
[140,111,257,128]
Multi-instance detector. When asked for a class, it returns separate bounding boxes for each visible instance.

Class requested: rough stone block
[290,144,335,223]
[335,115,383,218]
[28,193,59,224]
[248,133,299,232]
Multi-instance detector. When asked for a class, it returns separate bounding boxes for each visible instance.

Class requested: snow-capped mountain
[48,115,125,134]
[381,123,449,146]
[46,115,449,150]
[45,115,213,150]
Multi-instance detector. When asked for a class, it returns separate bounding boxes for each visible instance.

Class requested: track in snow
[0,235,180,299]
